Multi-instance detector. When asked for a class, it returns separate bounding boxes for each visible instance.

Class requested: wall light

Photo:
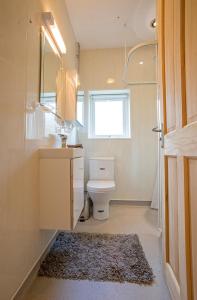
[107,78,115,84]
[139,61,144,65]
[42,12,66,54]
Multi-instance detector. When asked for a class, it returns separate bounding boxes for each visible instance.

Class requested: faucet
[58,134,68,148]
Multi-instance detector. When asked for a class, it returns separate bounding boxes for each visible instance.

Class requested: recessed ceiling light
[151,18,157,28]
[139,61,144,65]
[107,78,115,84]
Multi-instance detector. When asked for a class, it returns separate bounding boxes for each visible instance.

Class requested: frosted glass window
[89,90,130,139]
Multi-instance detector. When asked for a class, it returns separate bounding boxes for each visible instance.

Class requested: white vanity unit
[39,148,84,230]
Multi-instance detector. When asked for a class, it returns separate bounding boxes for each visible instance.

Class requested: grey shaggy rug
[39,232,154,284]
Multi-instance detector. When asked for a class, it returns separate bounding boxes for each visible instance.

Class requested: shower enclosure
[123,41,162,230]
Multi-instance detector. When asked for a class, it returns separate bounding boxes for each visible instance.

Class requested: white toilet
[87,157,116,220]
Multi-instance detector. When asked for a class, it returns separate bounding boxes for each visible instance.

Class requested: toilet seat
[87,180,115,193]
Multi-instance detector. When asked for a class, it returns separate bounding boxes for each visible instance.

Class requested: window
[88,90,130,139]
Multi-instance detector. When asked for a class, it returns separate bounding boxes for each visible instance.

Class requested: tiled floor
[25,205,171,300]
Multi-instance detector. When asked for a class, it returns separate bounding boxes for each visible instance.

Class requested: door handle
[152,126,162,133]
[152,125,164,148]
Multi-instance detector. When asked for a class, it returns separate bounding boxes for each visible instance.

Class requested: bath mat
[39,232,154,284]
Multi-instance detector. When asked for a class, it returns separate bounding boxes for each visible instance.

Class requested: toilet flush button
[100,168,105,170]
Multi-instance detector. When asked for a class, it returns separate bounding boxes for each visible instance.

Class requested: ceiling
[65,0,156,49]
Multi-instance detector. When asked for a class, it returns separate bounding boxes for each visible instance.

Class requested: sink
[39,147,84,159]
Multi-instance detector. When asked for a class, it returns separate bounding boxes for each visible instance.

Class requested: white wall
[79,47,158,201]
[0,0,76,299]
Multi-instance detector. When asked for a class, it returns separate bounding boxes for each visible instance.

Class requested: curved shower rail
[122,40,158,85]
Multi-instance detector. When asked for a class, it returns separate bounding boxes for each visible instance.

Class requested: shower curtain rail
[122,40,158,85]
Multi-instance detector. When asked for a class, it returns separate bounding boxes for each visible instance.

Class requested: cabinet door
[40,158,71,230]
[72,157,84,228]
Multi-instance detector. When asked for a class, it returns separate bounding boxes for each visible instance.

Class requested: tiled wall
[0,0,76,299]
[79,47,158,201]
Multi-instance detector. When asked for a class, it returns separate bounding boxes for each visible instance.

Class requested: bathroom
[0,0,172,299]
[0,0,164,300]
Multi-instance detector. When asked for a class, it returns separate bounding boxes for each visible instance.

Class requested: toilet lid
[87,180,115,192]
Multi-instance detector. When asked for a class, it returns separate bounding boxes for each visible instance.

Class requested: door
[158,0,197,299]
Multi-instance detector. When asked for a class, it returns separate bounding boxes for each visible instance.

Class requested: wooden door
[158,0,197,299]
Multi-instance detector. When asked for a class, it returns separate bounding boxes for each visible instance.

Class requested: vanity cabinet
[39,148,84,230]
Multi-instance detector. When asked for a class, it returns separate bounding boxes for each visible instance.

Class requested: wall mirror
[76,90,85,126]
[40,28,62,114]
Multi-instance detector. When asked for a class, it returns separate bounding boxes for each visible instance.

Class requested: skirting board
[12,230,58,300]
[110,199,152,206]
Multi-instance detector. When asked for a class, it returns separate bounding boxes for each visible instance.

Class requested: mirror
[76,91,84,126]
[40,28,62,114]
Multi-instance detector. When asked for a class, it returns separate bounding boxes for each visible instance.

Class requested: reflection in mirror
[76,91,84,126]
[40,28,62,114]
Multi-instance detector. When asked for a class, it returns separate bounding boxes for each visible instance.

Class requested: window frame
[88,89,131,139]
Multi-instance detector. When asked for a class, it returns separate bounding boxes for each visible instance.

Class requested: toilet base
[93,203,109,220]
[88,191,112,221]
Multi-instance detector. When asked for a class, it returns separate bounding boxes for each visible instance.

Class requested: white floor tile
[25,205,171,300]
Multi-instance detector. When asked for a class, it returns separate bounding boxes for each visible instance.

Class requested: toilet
[87,157,116,220]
